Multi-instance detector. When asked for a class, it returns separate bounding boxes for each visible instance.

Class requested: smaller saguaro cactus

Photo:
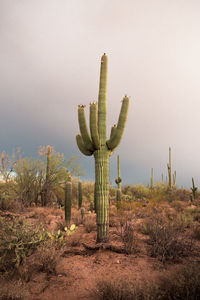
[115,155,122,189]
[167,147,172,188]
[65,178,72,227]
[78,181,82,209]
[161,173,164,184]
[191,177,198,200]
[173,171,176,186]
[80,207,85,224]
[115,155,122,208]
[150,168,154,189]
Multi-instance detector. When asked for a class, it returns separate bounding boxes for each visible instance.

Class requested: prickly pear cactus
[76,54,129,242]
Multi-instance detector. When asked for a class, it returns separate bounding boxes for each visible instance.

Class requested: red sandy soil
[1,205,199,300]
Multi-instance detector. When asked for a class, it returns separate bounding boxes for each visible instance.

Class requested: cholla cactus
[76,54,129,242]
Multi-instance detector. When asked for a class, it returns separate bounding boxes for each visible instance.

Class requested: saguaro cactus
[115,155,122,189]
[41,145,52,206]
[191,177,197,200]
[78,181,82,209]
[65,179,72,227]
[167,147,172,188]
[115,155,122,209]
[76,54,129,242]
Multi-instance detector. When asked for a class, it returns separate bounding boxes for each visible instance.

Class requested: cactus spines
[76,54,129,242]
[191,177,198,200]
[167,147,172,188]
[65,179,72,227]
[78,181,82,209]
[150,168,154,189]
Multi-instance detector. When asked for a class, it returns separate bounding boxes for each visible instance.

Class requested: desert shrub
[171,200,186,212]
[123,184,150,200]
[0,216,49,273]
[114,214,139,254]
[187,207,200,222]
[96,263,200,300]
[157,263,200,299]
[192,223,200,240]
[84,215,96,233]
[37,242,57,274]
[96,279,145,300]
[144,214,194,262]
[0,279,28,300]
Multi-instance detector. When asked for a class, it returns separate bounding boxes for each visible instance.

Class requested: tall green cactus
[191,177,197,200]
[167,147,172,188]
[76,54,129,242]
[115,155,122,208]
[78,181,82,209]
[41,145,52,206]
[115,155,122,189]
[65,179,72,227]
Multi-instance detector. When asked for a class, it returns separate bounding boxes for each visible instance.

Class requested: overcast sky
[0,0,200,187]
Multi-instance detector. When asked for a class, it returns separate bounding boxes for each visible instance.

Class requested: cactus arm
[106,95,129,150]
[98,53,108,144]
[76,134,93,156]
[110,124,117,139]
[78,106,94,152]
[89,102,100,150]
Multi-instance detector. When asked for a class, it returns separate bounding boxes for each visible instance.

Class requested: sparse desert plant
[84,215,96,233]
[0,279,28,300]
[96,263,200,300]
[114,214,139,254]
[37,242,57,274]
[143,213,194,262]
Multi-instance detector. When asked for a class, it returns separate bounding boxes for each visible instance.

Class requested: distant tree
[39,146,70,206]
[14,157,43,206]
[0,148,21,183]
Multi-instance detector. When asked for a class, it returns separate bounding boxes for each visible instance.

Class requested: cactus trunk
[94,148,109,242]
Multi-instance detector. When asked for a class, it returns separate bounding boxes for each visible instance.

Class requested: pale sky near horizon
[0,0,200,187]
